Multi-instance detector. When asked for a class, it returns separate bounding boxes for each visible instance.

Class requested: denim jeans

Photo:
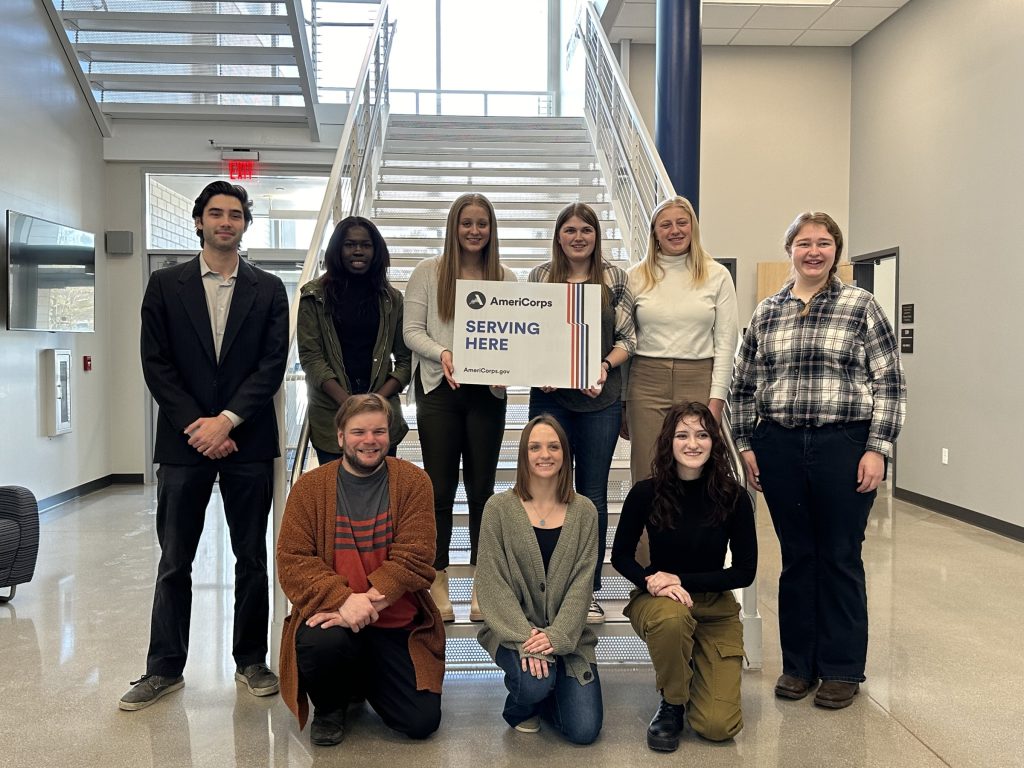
[528,389,621,592]
[751,419,878,683]
[494,646,603,745]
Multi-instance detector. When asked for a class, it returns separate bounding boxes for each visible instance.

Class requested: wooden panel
[756,262,854,302]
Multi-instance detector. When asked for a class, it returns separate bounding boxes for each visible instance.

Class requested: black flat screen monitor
[5,210,96,332]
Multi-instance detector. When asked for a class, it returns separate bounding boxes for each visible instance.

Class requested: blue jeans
[751,420,878,683]
[528,390,620,592]
[494,646,603,745]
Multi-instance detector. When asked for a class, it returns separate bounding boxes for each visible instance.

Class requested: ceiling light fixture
[709,0,835,6]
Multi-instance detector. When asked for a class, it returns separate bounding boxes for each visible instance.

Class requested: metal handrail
[577,1,761,667]
[281,0,395,488]
[271,0,395,644]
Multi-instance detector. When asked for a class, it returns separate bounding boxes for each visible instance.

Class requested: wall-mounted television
[5,211,96,332]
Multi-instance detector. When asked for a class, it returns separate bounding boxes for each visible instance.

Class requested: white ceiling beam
[39,0,112,137]
[86,74,304,96]
[282,0,320,142]
[61,11,292,36]
[75,44,297,66]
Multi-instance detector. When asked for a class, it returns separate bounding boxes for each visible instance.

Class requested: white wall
[627,44,852,322]
[0,1,111,499]
[850,0,1024,527]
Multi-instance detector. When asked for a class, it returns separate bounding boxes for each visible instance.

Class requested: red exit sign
[226,160,257,180]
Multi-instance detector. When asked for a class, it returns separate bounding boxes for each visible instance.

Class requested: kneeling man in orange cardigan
[277,393,445,747]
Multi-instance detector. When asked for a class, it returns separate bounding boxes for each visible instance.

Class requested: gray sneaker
[118,674,184,711]
[235,663,280,696]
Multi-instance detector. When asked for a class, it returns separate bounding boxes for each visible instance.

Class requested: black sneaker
[235,663,280,696]
[118,674,184,711]
[646,699,686,752]
[310,708,347,747]
[586,597,605,624]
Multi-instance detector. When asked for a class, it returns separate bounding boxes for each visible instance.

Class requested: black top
[533,525,562,572]
[611,477,757,593]
[331,275,379,393]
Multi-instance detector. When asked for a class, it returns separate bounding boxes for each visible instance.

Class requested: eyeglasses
[342,240,373,250]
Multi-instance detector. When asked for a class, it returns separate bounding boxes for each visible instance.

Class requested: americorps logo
[466,291,487,309]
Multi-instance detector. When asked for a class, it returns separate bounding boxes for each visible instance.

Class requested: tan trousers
[624,589,745,742]
[625,356,713,483]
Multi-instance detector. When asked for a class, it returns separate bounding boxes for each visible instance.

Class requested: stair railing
[576,0,762,668]
[272,0,396,636]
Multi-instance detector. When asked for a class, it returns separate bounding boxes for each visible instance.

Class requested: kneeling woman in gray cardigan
[476,415,603,744]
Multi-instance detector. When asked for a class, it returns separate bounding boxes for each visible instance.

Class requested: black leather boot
[647,699,686,752]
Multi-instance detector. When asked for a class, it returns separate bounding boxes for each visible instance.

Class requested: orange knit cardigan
[276,457,445,727]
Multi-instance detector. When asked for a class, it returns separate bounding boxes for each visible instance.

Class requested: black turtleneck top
[611,477,757,593]
[330,273,379,393]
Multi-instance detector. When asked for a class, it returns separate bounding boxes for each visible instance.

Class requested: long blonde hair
[633,196,712,295]
[436,193,503,322]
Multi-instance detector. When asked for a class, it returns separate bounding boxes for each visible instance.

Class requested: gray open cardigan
[475,489,599,683]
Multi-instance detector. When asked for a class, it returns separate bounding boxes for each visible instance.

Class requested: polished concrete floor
[1,483,1022,768]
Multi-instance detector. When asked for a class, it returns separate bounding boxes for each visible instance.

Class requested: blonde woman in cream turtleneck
[624,196,738,483]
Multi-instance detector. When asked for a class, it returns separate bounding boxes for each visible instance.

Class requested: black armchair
[0,486,40,603]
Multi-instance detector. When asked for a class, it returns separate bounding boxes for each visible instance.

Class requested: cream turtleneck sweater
[627,252,739,402]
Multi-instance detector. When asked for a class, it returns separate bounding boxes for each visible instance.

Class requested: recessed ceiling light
[710,0,835,6]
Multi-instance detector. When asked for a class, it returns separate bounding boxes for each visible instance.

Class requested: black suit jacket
[141,255,289,466]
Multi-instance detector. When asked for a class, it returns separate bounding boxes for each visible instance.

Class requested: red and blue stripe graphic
[566,283,590,388]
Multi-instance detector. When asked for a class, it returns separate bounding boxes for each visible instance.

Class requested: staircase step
[382,155,600,170]
[372,199,615,213]
[380,166,604,182]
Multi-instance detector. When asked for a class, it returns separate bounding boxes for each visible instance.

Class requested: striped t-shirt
[334,462,417,628]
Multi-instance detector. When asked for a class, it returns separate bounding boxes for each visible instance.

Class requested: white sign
[453,279,602,388]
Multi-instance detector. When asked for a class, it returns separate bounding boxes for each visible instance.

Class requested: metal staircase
[275,0,761,671]
[371,114,653,667]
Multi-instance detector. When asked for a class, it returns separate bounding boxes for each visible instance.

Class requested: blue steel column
[655,0,701,213]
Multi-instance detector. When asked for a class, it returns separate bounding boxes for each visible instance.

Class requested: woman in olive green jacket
[298,216,411,464]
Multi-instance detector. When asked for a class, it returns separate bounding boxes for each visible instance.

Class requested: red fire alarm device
[83,355,93,372]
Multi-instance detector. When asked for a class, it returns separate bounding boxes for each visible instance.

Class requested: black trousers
[146,460,273,677]
[414,374,506,569]
[752,420,877,683]
[295,623,441,739]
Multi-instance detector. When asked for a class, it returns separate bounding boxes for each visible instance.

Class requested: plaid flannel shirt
[731,276,906,457]
[528,260,637,355]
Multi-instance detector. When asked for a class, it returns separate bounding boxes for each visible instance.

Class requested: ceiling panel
[744,6,830,29]
[703,5,760,29]
[795,29,869,45]
[703,28,739,45]
[811,6,897,30]
[603,0,914,47]
[731,28,802,45]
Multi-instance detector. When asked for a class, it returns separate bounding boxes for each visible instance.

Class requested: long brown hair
[784,211,844,317]
[649,402,741,529]
[545,202,609,309]
[513,415,575,504]
[436,193,503,322]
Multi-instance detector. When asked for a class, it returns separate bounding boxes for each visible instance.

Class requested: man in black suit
[120,181,289,711]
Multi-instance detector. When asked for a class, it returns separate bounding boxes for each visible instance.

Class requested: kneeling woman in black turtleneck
[611,402,757,752]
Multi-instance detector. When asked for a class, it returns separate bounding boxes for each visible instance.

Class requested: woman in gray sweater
[476,415,603,744]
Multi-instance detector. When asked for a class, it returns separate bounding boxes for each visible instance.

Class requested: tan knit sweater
[276,457,445,727]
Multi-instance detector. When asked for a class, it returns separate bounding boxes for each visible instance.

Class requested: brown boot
[430,569,454,623]
[469,580,483,622]
[814,681,860,709]
[471,581,483,622]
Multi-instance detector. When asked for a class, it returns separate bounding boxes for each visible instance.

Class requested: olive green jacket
[297,276,411,452]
